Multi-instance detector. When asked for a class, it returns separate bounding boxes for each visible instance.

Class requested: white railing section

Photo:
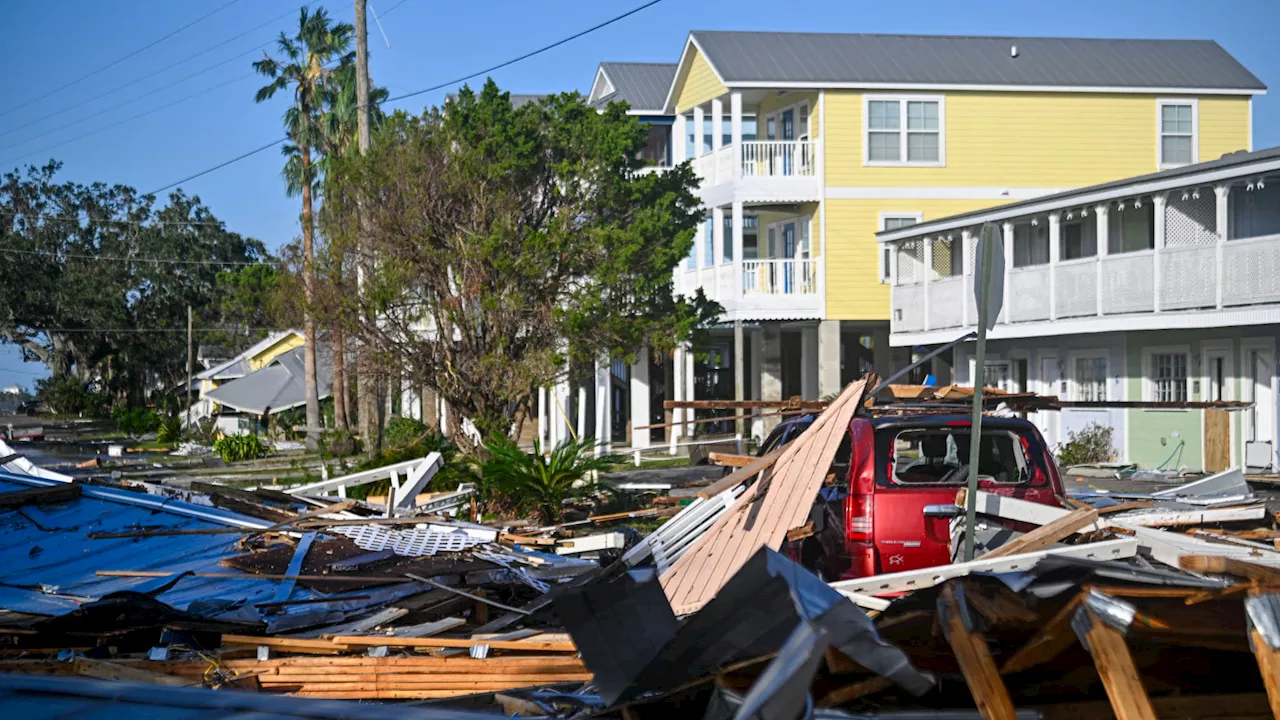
[287,453,448,517]
[890,232,1280,334]
[741,141,816,178]
[714,145,734,181]
[692,153,715,182]
[741,259,817,295]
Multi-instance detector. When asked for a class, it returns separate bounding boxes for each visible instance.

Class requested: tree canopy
[323,80,718,447]
[0,161,272,402]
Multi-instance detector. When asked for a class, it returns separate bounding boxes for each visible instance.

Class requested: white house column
[1216,184,1230,308]
[576,386,587,442]
[1095,204,1110,317]
[692,105,705,158]
[711,97,723,183]
[673,112,687,164]
[961,229,974,328]
[671,346,685,439]
[733,320,745,438]
[817,321,840,397]
[1153,193,1167,312]
[922,237,933,332]
[750,327,763,439]
[730,92,743,180]
[553,373,571,446]
[760,326,782,435]
[732,201,745,298]
[593,359,612,455]
[630,349,650,450]
[537,386,547,448]
[1048,212,1060,321]
[684,343,696,425]
[1001,222,1014,325]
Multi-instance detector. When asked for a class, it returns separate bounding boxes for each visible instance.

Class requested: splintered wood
[660,376,871,616]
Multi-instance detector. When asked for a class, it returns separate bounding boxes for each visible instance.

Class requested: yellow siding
[1199,97,1251,160]
[757,92,820,135]
[824,92,1251,187]
[674,48,726,113]
[249,333,305,371]
[825,199,1006,319]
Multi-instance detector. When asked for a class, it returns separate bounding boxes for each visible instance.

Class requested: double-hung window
[1150,352,1189,402]
[866,97,944,166]
[1158,100,1197,168]
[1073,356,1108,401]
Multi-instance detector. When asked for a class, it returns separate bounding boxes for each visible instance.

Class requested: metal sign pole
[963,223,1001,562]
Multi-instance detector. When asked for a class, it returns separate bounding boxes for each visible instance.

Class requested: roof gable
[590,62,677,113]
[687,31,1265,94]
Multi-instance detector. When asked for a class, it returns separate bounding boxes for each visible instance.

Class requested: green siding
[1126,409,1202,471]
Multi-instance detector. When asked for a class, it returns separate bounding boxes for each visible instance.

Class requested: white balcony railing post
[1048,212,1060,322]
[730,93,743,182]
[961,229,973,328]
[1153,193,1167,312]
[1216,184,1230,309]
[1001,222,1014,325]
[922,236,933,332]
[1095,204,1110,316]
[711,98,723,186]
[732,201,744,301]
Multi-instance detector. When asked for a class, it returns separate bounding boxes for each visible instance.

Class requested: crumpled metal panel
[1246,593,1280,650]
[329,524,484,556]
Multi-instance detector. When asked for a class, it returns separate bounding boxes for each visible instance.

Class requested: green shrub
[213,434,269,463]
[112,406,162,436]
[1057,422,1115,467]
[35,376,110,416]
[475,435,623,524]
[156,415,182,444]
[385,416,429,449]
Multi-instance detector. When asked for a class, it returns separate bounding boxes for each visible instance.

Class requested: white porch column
[671,345,685,439]
[537,386,547,448]
[630,349,650,450]
[730,91,743,180]
[750,327,763,440]
[922,237,933,332]
[760,326,782,435]
[1216,184,1230,308]
[1001,222,1014,325]
[732,201,745,298]
[801,324,819,400]
[711,97,723,184]
[1153,193,1167,312]
[692,105,705,158]
[673,112,687,164]
[593,359,612,455]
[685,343,696,426]
[1095,204,1110,317]
[553,373,571,447]
[818,320,841,397]
[961,229,974,328]
[733,320,745,438]
[1048,212,1060,321]
[576,386,587,442]
[713,205,726,281]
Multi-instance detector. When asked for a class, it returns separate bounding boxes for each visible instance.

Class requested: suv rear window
[886,427,1029,485]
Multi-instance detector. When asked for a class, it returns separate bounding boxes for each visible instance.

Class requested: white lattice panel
[966,234,978,276]
[897,240,924,284]
[932,237,956,277]
[1165,192,1217,247]
[1055,260,1097,318]
[893,284,926,332]
[332,525,485,557]
[1007,266,1051,322]
[1223,235,1280,307]
[929,277,965,329]
[1160,245,1217,310]
[1100,253,1154,314]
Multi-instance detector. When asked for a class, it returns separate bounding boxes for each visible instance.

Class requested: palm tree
[253,7,354,449]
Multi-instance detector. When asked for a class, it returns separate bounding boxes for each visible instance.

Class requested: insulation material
[329,525,485,557]
[660,377,870,615]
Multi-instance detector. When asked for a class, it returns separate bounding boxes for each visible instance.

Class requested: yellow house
[651,30,1261,442]
[187,330,305,421]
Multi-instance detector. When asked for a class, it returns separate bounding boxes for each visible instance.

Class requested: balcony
[685,139,822,205]
[676,255,822,322]
[886,178,1280,343]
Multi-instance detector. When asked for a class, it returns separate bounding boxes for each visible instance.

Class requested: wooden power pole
[354,0,380,457]
[186,305,194,425]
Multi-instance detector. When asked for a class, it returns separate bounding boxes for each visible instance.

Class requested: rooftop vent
[1010,45,1019,58]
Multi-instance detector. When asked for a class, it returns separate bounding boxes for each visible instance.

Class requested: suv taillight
[848,492,874,542]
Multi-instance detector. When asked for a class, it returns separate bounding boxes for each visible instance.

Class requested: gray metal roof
[206,345,333,416]
[689,31,1265,91]
[879,145,1280,240]
[592,62,677,112]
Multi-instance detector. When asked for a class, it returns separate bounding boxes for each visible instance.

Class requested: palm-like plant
[253,7,354,448]
[478,435,623,524]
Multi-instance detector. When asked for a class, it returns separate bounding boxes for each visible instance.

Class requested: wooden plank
[938,584,1018,720]
[696,447,786,499]
[1079,607,1157,720]
[239,499,358,545]
[70,657,194,687]
[1205,409,1230,472]
[708,452,755,468]
[1000,593,1084,674]
[1180,555,1280,584]
[0,483,80,508]
[982,508,1099,559]
[1033,693,1271,720]
[663,398,826,410]
[1249,626,1280,719]
[221,635,349,654]
[817,676,892,707]
[330,635,577,652]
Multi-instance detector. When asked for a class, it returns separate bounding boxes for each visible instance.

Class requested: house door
[782,222,796,293]
[780,109,795,174]
[1245,347,1276,469]
[1034,356,1061,451]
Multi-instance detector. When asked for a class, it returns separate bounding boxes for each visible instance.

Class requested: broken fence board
[1077,607,1158,720]
[981,508,1099,559]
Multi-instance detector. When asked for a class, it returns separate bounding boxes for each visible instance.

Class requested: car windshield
[890,427,1028,485]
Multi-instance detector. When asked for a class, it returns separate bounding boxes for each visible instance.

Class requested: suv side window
[883,427,1029,485]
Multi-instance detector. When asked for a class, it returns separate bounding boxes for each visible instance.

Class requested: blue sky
[1,0,1279,391]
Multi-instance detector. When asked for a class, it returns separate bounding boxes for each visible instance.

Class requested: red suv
[780,414,1064,581]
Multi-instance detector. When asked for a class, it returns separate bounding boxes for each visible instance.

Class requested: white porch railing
[714,145,734,181]
[1160,245,1216,310]
[1100,251,1155,314]
[1224,234,1280,306]
[1055,258,1097,318]
[742,258,817,295]
[692,153,715,181]
[741,141,816,178]
[1007,266,1051,322]
[928,276,965,329]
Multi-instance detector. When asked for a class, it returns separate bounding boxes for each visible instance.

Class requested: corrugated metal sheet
[206,346,333,415]
[690,31,1265,91]
[660,378,869,615]
[592,62,677,113]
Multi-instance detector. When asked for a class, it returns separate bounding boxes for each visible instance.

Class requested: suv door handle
[923,504,964,518]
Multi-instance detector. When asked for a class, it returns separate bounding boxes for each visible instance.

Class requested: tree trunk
[300,147,322,451]
[333,326,348,429]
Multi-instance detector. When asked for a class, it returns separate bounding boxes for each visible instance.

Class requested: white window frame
[863,94,946,167]
[1157,98,1198,169]
[1142,345,1192,403]
[1068,351,1110,402]
[879,212,923,284]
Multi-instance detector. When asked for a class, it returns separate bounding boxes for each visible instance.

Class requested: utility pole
[185,305,194,426]
[354,0,380,457]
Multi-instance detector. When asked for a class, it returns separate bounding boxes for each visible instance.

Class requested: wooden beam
[0,483,80,508]
[708,452,754,468]
[938,584,1018,720]
[330,635,577,652]
[818,675,892,707]
[696,447,786,499]
[982,508,1099,559]
[1250,626,1280,719]
[1000,593,1084,674]
[70,657,194,687]
[663,398,826,410]
[1077,607,1157,720]
[1180,555,1280,585]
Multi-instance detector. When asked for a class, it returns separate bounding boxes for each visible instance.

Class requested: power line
[0,0,246,121]
[27,327,294,334]
[0,211,229,227]
[0,248,281,267]
[141,0,664,195]
[0,4,319,141]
